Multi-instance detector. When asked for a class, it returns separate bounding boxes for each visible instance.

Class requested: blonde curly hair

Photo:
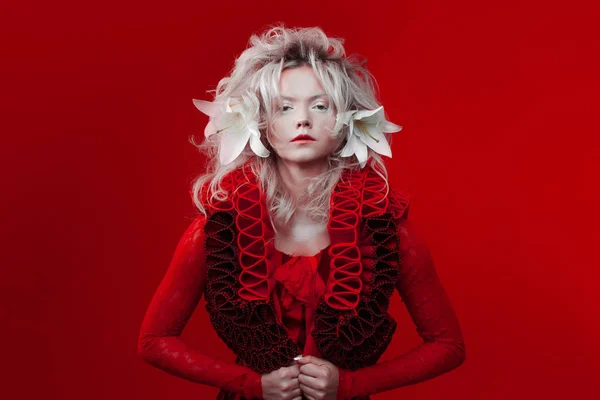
[190,24,391,225]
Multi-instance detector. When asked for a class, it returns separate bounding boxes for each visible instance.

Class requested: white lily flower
[337,106,402,168]
[192,97,270,165]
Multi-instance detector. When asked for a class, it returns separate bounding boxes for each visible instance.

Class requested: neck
[275,158,329,202]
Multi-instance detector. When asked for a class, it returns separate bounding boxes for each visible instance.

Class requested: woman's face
[268,65,339,166]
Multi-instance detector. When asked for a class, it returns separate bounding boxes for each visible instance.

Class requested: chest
[274,219,330,257]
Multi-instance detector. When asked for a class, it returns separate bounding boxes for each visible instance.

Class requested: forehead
[279,65,325,97]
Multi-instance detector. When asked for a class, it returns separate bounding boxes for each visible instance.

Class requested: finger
[289,387,302,398]
[296,354,319,364]
[299,362,324,378]
[299,383,321,399]
[297,354,333,372]
[286,377,300,390]
[286,364,301,377]
[304,395,316,400]
[319,362,333,376]
[298,372,321,388]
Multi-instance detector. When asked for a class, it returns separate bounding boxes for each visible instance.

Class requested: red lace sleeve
[137,215,264,399]
[337,215,466,399]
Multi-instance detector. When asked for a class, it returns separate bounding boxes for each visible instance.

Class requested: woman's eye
[314,104,329,111]
[281,105,292,112]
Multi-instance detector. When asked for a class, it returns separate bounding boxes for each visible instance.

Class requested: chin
[280,153,329,165]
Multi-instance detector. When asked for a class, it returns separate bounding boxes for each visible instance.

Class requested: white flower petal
[219,129,250,165]
[193,99,221,117]
[353,106,384,122]
[355,140,369,168]
[383,121,402,133]
[246,121,261,138]
[340,132,359,157]
[226,97,244,115]
[246,121,270,157]
[336,110,357,125]
[358,129,392,158]
[204,119,217,137]
[211,113,239,136]
[338,106,401,162]
[249,135,270,158]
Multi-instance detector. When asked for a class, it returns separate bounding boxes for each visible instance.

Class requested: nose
[296,119,312,129]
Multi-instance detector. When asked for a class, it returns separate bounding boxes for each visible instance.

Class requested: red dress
[137,212,466,399]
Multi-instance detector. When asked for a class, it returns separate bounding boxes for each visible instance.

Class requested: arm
[337,216,466,399]
[137,215,264,399]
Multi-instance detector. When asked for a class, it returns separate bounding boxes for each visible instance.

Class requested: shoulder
[180,213,208,244]
[167,213,208,263]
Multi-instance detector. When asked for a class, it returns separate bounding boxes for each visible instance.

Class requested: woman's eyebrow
[280,93,328,101]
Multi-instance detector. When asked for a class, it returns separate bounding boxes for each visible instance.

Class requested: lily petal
[193,99,221,117]
[246,121,270,157]
[358,129,392,158]
[193,99,227,138]
[338,105,402,165]
[219,129,251,165]
[204,119,217,138]
[246,121,261,138]
[226,97,245,115]
[340,131,359,157]
[355,140,369,168]
[249,135,270,158]
[383,121,402,133]
[336,110,357,125]
[353,106,384,122]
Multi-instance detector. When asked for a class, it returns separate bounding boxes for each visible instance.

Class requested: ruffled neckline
[276,244,330,260]
[200,163,409,311]
[272,246,329,310]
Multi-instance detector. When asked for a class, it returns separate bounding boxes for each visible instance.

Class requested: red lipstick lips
[292,134,315,142]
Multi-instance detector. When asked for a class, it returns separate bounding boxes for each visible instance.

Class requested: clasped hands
[261,355,339,400]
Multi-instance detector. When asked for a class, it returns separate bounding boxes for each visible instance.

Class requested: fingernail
[294,355,303,361]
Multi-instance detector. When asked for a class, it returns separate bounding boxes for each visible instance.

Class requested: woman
[138,25,466,400]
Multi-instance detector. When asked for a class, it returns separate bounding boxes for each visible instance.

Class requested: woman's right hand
[261,363,303,400]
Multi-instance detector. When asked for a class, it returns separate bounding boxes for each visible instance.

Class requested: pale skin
[268,65,340,257]
[261,356,340,400]
[260,65,342,399]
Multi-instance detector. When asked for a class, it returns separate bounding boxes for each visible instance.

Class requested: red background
[2,0,599,398]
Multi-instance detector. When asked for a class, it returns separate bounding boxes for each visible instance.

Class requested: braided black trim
[203,210,299,374]
[312,213,400,371]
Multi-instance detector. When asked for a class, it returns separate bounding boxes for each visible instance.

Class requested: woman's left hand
[296,355,339,400]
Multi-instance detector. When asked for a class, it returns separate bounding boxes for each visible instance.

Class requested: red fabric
[202,208,299,376]
[272,250,329,354]
[336,216,466,399]
[136,216,263,399]
[199,166,406,378]
[205,165,393,312]
[234,173,276,302]
[138,208,465,399]
[325,165,387,311]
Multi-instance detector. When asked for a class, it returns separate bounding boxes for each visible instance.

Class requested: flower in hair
[192,97,270,165]
[337,106,402,168]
